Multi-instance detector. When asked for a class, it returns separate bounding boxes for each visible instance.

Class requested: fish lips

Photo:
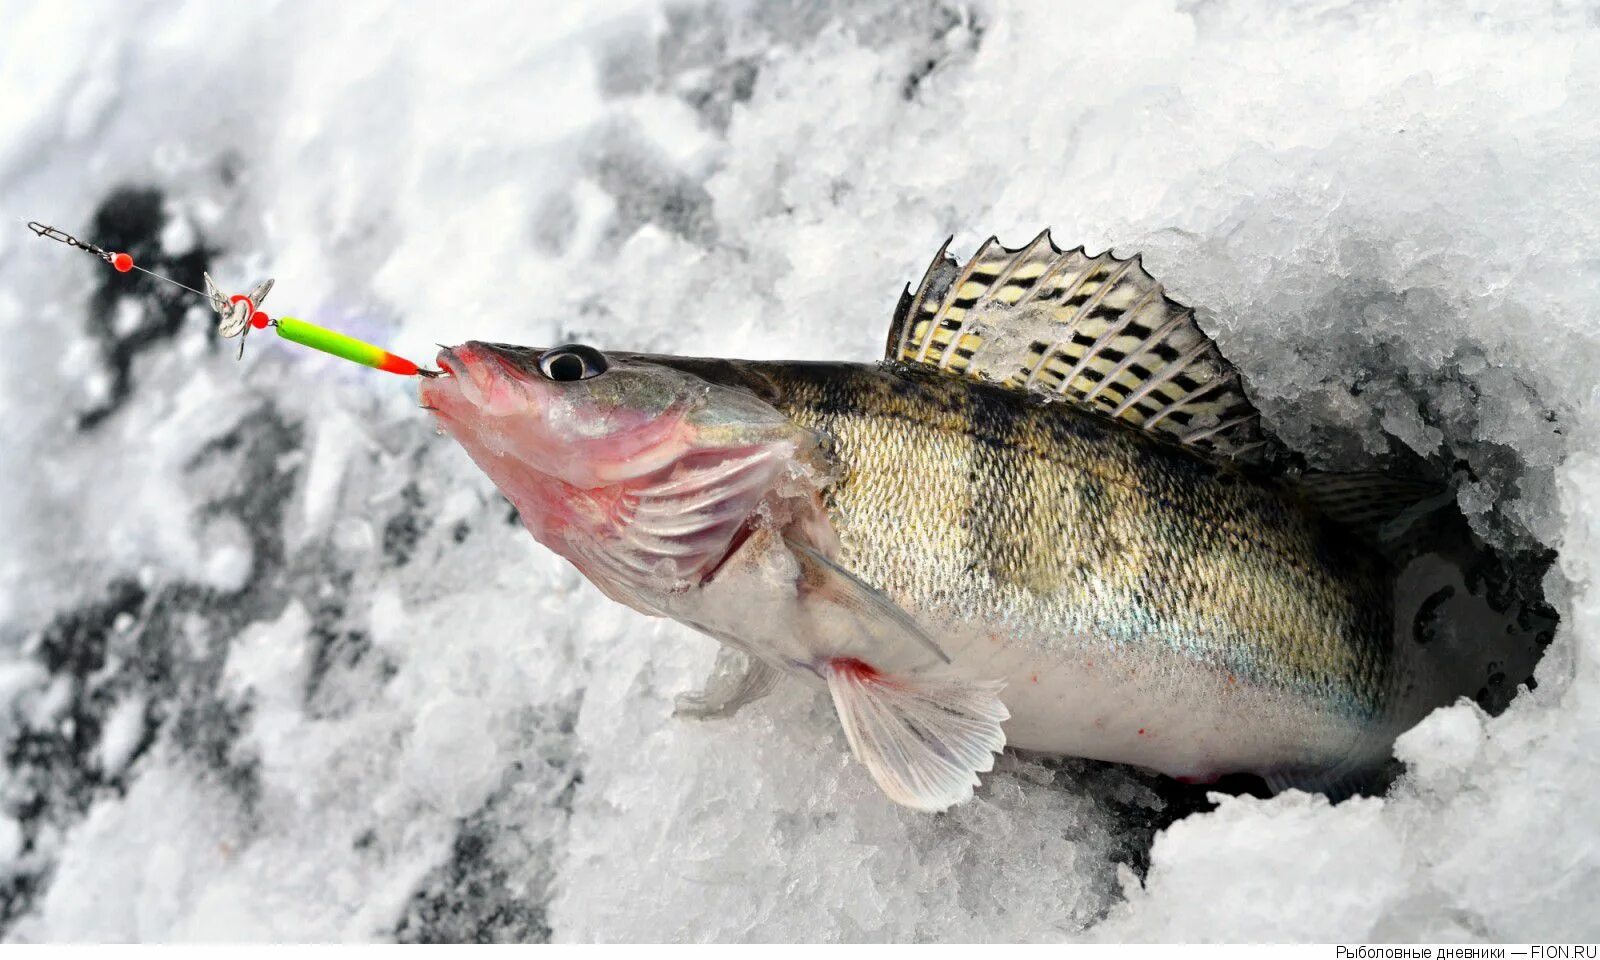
[423,344,536,420]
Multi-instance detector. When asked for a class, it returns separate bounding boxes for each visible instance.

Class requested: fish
[419,231,1478,811]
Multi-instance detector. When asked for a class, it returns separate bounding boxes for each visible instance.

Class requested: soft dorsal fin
[886,230,1279,464]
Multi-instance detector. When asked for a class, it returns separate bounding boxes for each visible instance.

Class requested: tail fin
[1299,467,1557,728]
[1296,469,1454,552]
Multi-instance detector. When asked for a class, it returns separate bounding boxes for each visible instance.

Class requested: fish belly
[931,622,1377,780]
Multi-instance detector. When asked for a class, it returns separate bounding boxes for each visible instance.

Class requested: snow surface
[0,0,1596,943]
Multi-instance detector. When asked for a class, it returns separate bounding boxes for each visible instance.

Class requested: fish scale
[694,361,1396,752]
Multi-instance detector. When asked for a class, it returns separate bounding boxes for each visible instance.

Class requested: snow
[406,695,502,819]
[0,0,1596,943]
[1102,792,1411,942]
[96,694,147,777]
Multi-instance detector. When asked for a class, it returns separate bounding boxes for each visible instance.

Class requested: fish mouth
[434,346,466,391]
[419,346,491,419]
[426,343,521,414]
[425,342,556,425]
[418,347,462,417]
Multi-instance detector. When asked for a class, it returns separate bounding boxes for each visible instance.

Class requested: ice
[1391,702,1486,791]
[96,694,147,777]
[1099,792,1408,942]
[158,215,197,258]
[0,817,20,866]
[1,0,1597,943]
[406,695,502,818]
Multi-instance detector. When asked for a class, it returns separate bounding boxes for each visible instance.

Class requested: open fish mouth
[423,344,528,416]
[416,350,455,409]
[434,346,479,403]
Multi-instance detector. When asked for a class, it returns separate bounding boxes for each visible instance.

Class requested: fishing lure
[26,220,434,377]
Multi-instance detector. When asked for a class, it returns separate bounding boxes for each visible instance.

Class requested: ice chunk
[0,816,21,863]
[1392,701,1486,792]
[97,695,148,777]
[1100,793,1405,942]
[406,695,503,819]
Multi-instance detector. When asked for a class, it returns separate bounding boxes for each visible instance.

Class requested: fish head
[422,341,706,488]
[421,341,821,606]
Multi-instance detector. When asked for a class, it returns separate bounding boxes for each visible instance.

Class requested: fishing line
[26,220,439,378]
[127,262,209,300]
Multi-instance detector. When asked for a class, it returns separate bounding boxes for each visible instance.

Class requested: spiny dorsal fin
[886,230,1280,464]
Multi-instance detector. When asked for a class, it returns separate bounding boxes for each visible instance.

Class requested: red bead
[111,252,133,272]
[250,311,270,329]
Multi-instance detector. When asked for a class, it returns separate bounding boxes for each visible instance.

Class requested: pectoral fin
[776,536,1007,810]
[784,534,949,671]
[824,658,1008,812]
[674,646,782,721]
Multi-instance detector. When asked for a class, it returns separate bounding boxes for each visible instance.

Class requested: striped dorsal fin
[885,230,1280,465]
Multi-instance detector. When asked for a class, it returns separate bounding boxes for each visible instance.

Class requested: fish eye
[538,344,609,382]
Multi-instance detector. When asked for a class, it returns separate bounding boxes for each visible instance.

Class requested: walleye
[420,232,1465,811]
